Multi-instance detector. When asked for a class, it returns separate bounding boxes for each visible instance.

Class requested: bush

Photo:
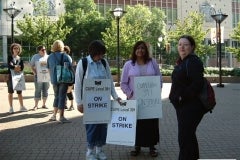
[0,66,33,75]
[110,67,119,75]
[0,68,8,74]
[160,66,240,77]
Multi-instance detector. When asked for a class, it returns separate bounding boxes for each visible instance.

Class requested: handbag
[54,53,75,84]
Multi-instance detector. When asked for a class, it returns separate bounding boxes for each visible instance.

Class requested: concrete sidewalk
[0,82,239,160]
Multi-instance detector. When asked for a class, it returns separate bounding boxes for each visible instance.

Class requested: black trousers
[175,101,205,160]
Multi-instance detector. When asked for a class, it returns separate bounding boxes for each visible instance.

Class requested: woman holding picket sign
[169,35,208,160]
[120,41,163,157]
[7,43,28,114]
[74,40,121,160]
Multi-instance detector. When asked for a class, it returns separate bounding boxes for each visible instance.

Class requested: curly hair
[10,43,22,55]
[51,40,64,52]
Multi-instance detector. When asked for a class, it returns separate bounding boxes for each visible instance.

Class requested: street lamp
[3,2,21,43]
[111,7,126,87]
[211,13,228,88]
[157,36,163,64]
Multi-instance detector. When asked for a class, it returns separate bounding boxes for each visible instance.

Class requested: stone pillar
[228,52,233,68]
[2,36,8,63]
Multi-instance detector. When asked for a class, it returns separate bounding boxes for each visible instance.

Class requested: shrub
[160,66,240,77]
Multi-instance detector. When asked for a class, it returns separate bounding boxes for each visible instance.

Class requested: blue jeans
[85,123,107,149]
[34,75,49,100]
[52,83,68,109]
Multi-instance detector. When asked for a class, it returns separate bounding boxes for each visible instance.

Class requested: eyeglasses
[13,47,19,50]
[41,49,46,51]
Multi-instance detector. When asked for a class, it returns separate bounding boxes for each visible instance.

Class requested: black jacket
[169,54,204,107]
[7,55,24,75]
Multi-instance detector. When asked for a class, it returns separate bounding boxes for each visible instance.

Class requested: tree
[63,0,108,58]
[167,11,213,63]
[227,22,240,61]
[17,15,71,51]
[102,4,166,60]
[16,0,72,53]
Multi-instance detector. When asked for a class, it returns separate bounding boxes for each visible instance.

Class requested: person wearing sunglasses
[30,45,50,110]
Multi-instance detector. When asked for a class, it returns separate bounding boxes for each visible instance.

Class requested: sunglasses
[41,49,46,51]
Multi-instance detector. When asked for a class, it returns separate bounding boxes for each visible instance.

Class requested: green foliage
[102,4,166,60]
[0,68,8,74]
[227,21,240,61]
[0,66,33,75]
[63,0,108,57]
[110,67,118,75]
[160,66,240,76]
[233,68,240,76]
[17,15,72,51]
[16,0,71,54]
[167,11,214,60]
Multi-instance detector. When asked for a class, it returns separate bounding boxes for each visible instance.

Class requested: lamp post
[157,36,163,64]
[3,2,21,43]
[111,7,126,87]
[210,6,218,67]
[211,13,228,88]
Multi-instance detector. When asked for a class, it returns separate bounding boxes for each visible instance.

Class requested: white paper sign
[134,76,162,119]
[11,70,26,90]
[36,61,50,82]
[106,100,137,146]
[83,79,111,124]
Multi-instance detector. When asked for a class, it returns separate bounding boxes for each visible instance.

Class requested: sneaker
[20,106,28,112]
[86,152,97,160]
[9,107,14,114]
[49,115,56,121]
[67,105,74,111]
[96,151,107,160]
[59,117,71,123]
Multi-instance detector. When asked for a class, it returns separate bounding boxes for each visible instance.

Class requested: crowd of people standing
[4,35,207,160]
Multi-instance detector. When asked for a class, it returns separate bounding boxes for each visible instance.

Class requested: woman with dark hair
[64,45,74,111]
[120,40,163,157]
[169,35,207,160]
[7,43,28,114]
[74,40,121,160]
[30,45,49,110]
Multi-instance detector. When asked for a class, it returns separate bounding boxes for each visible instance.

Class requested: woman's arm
[120,61,133,99]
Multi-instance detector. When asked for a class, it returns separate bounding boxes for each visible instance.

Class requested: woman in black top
[169,35,207,160]
[7,43,28,114]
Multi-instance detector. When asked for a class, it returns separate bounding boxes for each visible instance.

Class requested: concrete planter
[112,75,118,82]
[0,74,9,82]
[0,74,34,82]
[24,75,34,82]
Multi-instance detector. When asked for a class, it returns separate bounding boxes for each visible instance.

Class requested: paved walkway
[0,82,239,160]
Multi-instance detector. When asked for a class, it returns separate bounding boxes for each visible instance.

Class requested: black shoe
[149,147,158,157]
[130,146,140,156]
[65,106,68,109]
[42,105,48,109]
